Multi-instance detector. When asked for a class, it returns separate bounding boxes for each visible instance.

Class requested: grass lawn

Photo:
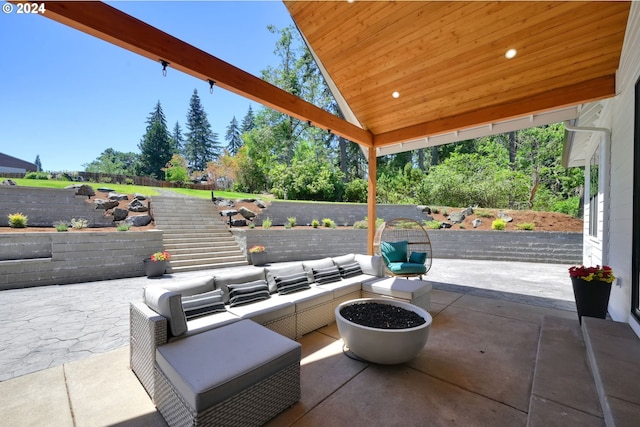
[10,178,272,201]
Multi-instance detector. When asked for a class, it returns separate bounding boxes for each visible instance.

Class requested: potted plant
[569,265,615,324]
[144,250,171,278]
[248,245,268,266]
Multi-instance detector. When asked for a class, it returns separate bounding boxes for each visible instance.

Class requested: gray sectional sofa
[130,253,386,405]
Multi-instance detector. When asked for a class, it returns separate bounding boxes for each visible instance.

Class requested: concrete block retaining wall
[0,186,113,227]
[233,229,583,265]
[0,230,164,290]
[0,228,581,290]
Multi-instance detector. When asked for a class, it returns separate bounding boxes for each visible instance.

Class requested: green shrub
[425,220,442,229]
[322,218,336,228]
[353,217,384,229]
[262,217,272,229]
[287,217,296,227]
[491,218,506,230]
[125,178,134,185]
[311,219,319,228]
[8,213,28,228]
[430,207,440,214]
[71,218,88,229]
[552,196,580,217]
[476,210,494,218]
[459,224,466,229]
[117,224,131,231]
[284,223,292,229]
[517,222,535,231]
[343,178,368,203]
[24,171,48,180]
[248,223,256,229]
[54,221,69,232]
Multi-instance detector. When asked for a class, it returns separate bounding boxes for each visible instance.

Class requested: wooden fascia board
[26,1,373,147]
[373,75,616,148]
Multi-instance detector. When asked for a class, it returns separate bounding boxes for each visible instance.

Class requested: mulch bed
[339,302,427,329]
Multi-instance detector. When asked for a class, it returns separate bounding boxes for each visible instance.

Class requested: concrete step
[162,235,237,243]
[582,317,640,427]
[168,259,249,273]
[162,241,239,250]
[169,249,245,260]
[169,255,247,268]
[527,315,603,427]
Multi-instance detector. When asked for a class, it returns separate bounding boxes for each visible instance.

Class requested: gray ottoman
[362,277,432,311]
[154,319,301,427]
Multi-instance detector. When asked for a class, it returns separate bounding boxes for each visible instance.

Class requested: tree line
[83,25,584,217]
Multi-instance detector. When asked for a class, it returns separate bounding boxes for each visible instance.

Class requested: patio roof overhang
[18,0,630,252]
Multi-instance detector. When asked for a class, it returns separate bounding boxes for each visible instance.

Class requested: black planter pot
[571,277,612,324]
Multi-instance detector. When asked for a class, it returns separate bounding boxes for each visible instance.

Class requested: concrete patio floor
[0,259,584,426]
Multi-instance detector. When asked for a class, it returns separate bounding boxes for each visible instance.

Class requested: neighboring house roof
[0,152,38,172]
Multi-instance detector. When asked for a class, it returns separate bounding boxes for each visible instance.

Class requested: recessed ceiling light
[505,48,517,59]
[392,91,400,98]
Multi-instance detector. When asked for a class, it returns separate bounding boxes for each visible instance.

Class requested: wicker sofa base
[155,361,300,427]
[296,299,335,338]
[262,312,297,340]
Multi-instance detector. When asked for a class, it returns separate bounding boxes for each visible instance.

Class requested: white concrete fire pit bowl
[335,298,432,365]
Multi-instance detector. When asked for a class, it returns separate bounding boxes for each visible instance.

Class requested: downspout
[564,121,612,265]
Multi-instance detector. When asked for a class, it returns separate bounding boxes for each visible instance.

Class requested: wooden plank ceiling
[286,1,630,149]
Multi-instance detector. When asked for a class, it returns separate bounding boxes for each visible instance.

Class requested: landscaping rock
[1,179,17,186]
[448,212,465,223]
[498,211,513,222]
[254,199,267,209]
[440,222,452,229]
[128,198,148,212]
[134,193,147,200]
[461,207,474,216]
[230,219,247,227]
[220,209,238,217]
[124,214,152,227]
[420,206,432,215]
[217,199,235,207]
[472,218,482,228]
[73,184,96,198]
[108,192,128,201]
[237,198,256,203]
[97,187,115,193]
[94,199,119,210]
[113,208,128,221]
[238,207,256,220]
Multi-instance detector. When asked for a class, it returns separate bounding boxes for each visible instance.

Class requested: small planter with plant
[248,245,268,266]
[144,250,171,278]
[568,265,615,324]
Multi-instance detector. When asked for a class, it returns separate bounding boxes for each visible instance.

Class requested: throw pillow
[181,289,226,320]
[338,261,363,278]
[409,251,428,264]
[313,265,342,284]
[380,240,408,263]
[275,272,311,295]
[228,280,270,307]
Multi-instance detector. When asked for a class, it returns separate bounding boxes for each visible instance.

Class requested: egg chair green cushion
[386,262,427,275]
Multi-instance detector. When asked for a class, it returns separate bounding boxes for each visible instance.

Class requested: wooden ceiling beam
[373,75,616,148]
[25,1,373,147]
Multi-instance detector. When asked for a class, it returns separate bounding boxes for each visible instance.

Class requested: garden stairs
[151,196,248,273]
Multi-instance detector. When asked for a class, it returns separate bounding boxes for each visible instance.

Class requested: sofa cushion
[226,297,295,325]
[332,253,356,266]
[214,269,266,303]
[380,241,408,263]
[313,265,342,284]
[355,254,384,277]
[409,251,428,264]
[265,264,305,293]
[182,311,241,338]
[387,262,427,275]
[303,258,334,281]
[338,261,363,279]
[275,272,311,295]
[146,276,215,297]
[182,289,226,321]
[144,286,187,337]
[228,280,271,307]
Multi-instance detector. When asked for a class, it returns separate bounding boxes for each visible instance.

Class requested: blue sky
[0,1,293,171]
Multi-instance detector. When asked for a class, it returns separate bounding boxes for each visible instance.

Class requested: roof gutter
[563,121,612,265]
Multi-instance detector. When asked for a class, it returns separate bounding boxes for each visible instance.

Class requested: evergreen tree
[184,89,220,172]
[225,116,242,155]
[34,155,42,172]
[171,121,184,154]
[240,105,255,133]
[84,148,138,175]
[137,101,172,179]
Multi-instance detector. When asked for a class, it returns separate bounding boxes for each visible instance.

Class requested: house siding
[604,2,640,332]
